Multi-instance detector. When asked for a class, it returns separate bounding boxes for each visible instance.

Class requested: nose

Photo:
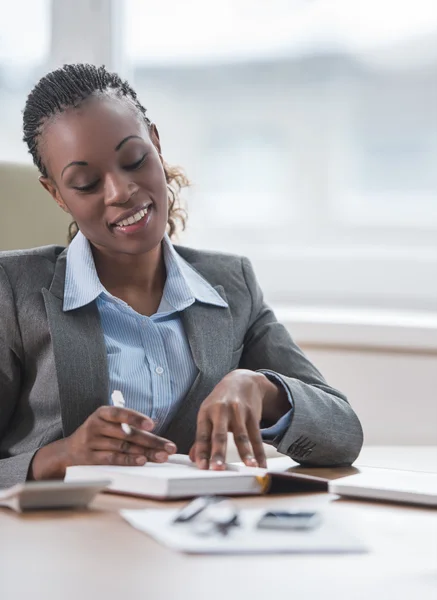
[104,171,137,206]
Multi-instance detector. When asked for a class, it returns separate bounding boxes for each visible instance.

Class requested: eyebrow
[61,161,88,178]
[114,135,143,151]
[60,136,143,178]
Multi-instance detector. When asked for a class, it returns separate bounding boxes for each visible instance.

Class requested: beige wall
[0,161,70,250]
[299,345,437,446]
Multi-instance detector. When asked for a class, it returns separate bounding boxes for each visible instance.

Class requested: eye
[124,154,147,171]
[74,180,99,193]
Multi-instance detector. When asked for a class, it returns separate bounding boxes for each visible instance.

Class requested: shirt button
[155,366,164,375]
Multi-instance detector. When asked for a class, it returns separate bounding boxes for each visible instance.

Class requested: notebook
[329,468,437,507]
[64,454,328,499]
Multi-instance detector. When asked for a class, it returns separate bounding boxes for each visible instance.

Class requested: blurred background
[0,0,436,445]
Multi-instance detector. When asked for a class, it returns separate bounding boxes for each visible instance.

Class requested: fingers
[194,401,266,471]
[91,407,177,463]
[194,419,212,470]
[93,451,147,467]
[230,405,259,467]
[91,436,172,463]
[98,420,176,454]
[209,405,229,470]
[97,406,154,432]
[246,414,267,469]
[94,437,146,455]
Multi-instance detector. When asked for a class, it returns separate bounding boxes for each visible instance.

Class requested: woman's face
[39,94,168,256]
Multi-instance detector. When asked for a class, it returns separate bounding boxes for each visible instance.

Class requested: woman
[0,64,363,488]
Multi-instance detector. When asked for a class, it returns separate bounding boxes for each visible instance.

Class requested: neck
[91,241,166,298]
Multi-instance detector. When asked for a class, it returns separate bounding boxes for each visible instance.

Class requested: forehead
[41,95,149,171]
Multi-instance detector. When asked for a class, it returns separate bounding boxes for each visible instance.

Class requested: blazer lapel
[162,286,233,453]
[42,250,108,437]
[43,248,233,447]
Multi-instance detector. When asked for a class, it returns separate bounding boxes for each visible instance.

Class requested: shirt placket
[142,319,171,433]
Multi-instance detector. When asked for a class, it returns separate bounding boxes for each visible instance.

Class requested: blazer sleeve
[239,257,363,466]
[0,265,35,489]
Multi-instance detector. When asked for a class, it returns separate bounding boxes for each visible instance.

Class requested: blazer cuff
[0,450,38,489]
[258,369,294,443]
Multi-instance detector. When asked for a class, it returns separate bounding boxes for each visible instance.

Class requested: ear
[149,123,163,161]
[39,176,70,214]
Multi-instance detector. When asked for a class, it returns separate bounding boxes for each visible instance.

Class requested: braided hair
[22,63,187,242]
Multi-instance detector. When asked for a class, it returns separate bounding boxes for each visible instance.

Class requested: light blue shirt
[64,231,292,441]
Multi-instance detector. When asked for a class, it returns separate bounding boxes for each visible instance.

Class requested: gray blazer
[0,244,363,488]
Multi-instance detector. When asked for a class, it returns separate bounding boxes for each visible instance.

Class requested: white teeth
[115,206,149,227]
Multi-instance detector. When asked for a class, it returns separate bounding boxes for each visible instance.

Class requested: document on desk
[121,508,367,555]
[329,468,437,507]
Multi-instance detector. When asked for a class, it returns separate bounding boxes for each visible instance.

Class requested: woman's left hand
[189,369,287,470]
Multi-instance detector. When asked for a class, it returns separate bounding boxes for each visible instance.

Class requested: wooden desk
[1,447,436,600]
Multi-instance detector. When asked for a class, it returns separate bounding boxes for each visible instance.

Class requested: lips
[110,202,152,227]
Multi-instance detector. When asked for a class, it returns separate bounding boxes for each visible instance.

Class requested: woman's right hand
[28,405,177,480]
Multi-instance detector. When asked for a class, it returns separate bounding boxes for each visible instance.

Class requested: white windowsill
[273,306,437,352]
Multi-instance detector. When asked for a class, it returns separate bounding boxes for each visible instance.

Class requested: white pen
[111,390,132,435]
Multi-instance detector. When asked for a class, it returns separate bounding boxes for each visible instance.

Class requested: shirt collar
[63,230,228,312]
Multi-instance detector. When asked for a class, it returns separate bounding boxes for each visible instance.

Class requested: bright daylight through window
[0,0,436,311]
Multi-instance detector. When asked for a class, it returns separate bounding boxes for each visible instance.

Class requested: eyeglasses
[173,495,240,537]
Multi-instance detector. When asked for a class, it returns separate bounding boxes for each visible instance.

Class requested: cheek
[141,163,169,214]
[60,193,104,235]
[141,155,166,190]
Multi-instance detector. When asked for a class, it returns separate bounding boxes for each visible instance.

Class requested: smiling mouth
[112,204,150,228]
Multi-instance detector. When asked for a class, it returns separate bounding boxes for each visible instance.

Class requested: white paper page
[0,484,21,500]
[121,508,367,555]
[231,456,298,473]
[92,461,247,480]
[332,469,437,495]
[0,485,21,511]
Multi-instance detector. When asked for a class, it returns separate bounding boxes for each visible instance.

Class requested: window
[330,74,437,228]
[1,0,436,312]
[0,0,51,162]
[124,0,437,311]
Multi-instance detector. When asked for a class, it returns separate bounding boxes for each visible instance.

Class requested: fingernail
[199,459,208,470]
[246,456,258,466]
[155,451,168,462]
[136,456,147,465]
[165,443,176,454]
[142,419,153,430]
[211,459,224,470]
